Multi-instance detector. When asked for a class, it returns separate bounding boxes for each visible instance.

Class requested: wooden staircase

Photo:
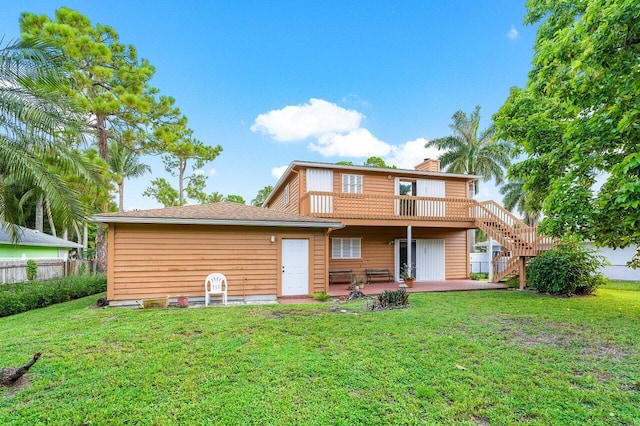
[472,201,554,288]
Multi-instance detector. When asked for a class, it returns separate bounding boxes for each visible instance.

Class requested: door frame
[277,235,315,297]
[395,238,445,281]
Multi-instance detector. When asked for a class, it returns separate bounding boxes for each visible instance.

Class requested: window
[342,174,363,193]
[332,238,362,259]
[283,184,289,205]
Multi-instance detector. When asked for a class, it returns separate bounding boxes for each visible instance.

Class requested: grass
[0,286,639,425]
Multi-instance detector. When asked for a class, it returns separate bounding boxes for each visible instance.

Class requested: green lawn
[1,286,639,425]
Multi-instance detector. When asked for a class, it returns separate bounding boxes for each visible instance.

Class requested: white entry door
[415,239,445,281]
[281,239,309,296]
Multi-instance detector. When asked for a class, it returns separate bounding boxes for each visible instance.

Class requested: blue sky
[2,1,536,209]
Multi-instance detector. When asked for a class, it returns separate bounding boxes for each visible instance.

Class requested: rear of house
[94,203,342,305]
[264,160,478,282]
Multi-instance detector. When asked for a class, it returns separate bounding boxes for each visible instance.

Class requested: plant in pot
[401,263,415,288]
[349,275,367,291]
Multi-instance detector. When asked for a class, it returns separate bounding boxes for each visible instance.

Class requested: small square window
[342,174,363,193]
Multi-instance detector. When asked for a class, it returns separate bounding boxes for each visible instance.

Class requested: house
[93,202,343,306]
[94,160,551,305]
[584,242,640,281]
[263,160,552,287]
[0,224,83,283]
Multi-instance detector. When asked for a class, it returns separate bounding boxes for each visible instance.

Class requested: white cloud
[271,165,288,179]
[507,25,519,40]
[251,98,363,142]
[209,168,217,176]
[309,128,392,157]
[385,138,443,169]
[193,169,205,176]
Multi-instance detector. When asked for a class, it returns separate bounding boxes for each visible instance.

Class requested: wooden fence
[0,259,89,284]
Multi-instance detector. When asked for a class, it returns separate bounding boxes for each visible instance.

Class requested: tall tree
[493,0,640,265]
[21,7,181,271]
[158,122,222,205]
[20,7,179,161]
[426,106,511,195]
[251,185,273,206]
[0,39,89,239]
[108,140,151,211]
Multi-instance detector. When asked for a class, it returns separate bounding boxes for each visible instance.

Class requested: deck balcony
[300,191,477,227]
[299,191,554,255]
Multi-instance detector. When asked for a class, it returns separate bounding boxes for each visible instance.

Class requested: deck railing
[300,191,476,221]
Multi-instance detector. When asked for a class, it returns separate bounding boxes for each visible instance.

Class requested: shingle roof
[0,224,83,248]
[93,202,343,229]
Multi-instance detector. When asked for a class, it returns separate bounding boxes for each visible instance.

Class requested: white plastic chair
[204,273,228,306]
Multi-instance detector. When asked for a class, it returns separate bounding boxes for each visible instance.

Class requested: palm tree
[108,140,151,211]
[0,39,89,239]
[251,185,273,206]
[500,179,541,227]
[426,106,511,195]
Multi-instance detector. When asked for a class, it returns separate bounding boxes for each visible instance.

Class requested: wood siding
[268,173,300,214]
[108,223,327,301]
[328,226,468,280]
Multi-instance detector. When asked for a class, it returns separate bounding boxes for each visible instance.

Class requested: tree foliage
[224,194,246,204]
[0,39,93,239]
[108,140,150,211]
[251,185,273,206]
[20,7,180,162]
[426,106,511,194]
[143,178,181,208]
[494,0,640,265]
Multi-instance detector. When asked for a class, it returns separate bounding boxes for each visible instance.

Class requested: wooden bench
[365,268,393,284]
[329,269,354,285]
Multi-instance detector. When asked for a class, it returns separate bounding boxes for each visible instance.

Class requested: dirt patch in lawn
[481,315,631,360]
[250,307,326,319]
[1,375,31,397]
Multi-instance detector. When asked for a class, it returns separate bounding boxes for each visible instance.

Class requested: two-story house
[264,160,551,289]
[94,159,550,305]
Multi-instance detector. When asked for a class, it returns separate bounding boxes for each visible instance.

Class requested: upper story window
[332,238,362,259]
[342,174,363,193]
[283,184,290,205]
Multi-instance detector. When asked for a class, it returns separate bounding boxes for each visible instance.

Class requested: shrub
[527,239,607,296]
[470,272,488,281]
[0,274,107,317]
[367,289,409,310]
[26,259,38,281]
[312,292,331,302]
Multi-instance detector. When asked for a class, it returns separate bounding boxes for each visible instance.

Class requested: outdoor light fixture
[270,236,276,243]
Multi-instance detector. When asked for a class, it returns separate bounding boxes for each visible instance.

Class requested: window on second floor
[332,237,362,259]
[283,184,290,205]
[342,174,363,193]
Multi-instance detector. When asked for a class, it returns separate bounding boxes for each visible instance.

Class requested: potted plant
[349,275,367,291]
[401,263,415,288]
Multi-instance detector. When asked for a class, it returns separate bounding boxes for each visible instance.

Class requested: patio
[278,280,507,304]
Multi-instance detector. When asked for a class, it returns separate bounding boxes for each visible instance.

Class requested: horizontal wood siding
[268,173,300,214]
[313,234,327,293]
[445,180,469,198]
[110,223,326,301]
[328,226,468,279]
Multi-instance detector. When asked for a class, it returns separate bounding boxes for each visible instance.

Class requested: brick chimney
[414,158,441,172]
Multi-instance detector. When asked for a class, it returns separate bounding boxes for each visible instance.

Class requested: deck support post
[407,224,412,274]
[488,238,494,282]
[519,256,526,290]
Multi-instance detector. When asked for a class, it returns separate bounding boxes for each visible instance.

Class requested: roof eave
[92,216,344,229]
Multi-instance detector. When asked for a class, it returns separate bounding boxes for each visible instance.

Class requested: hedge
[0,274,107,317]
